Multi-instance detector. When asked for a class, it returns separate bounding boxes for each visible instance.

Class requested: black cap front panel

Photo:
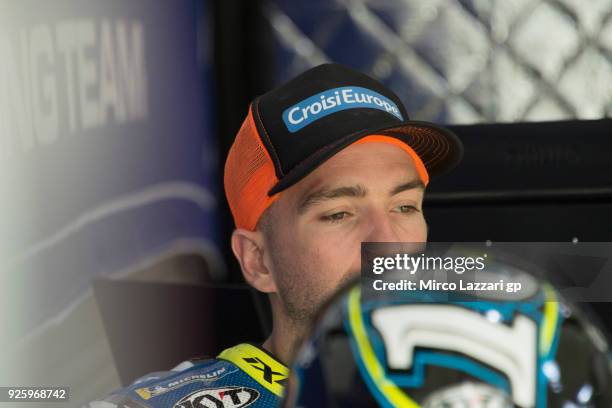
[256,64,410,178]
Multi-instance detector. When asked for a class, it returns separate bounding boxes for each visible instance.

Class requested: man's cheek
[397,216,428,241]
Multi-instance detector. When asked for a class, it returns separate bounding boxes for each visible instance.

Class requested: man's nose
[362,209,400,243]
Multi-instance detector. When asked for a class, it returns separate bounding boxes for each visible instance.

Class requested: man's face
[260,142,428,322]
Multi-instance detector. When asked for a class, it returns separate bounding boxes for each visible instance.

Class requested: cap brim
[268,120,463,196]
[379,121,464,178]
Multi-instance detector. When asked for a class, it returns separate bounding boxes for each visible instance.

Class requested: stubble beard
[271,251,358,327]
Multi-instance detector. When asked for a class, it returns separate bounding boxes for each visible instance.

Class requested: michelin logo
[283,86,403,132]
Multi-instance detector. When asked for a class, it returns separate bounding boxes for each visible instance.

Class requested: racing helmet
[284,257,612,407]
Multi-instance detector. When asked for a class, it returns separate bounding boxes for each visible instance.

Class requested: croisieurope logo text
[282,86,403,132]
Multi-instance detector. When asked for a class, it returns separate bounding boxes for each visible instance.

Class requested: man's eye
[398,205,419,213]
[321,212,350,223]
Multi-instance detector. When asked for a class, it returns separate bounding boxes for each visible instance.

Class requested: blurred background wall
[0,0,222,405]
[0,0,611,406]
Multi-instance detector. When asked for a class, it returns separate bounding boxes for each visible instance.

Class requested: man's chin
[280,271,361,326]
[310,276,360,322]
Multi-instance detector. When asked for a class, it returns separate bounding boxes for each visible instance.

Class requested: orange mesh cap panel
[351,135,430,186]
[224,107,280,231]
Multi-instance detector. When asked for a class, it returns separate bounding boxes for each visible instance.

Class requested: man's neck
[261,318,310,366]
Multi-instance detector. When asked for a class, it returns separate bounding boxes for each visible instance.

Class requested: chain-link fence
[267,0,612,124]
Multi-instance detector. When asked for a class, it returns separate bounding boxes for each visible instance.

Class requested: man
[86,63,463,407]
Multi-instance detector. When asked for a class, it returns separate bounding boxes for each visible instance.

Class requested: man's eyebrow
[390,179,426,195]
[297,185,367,214]
[297,179,425,214]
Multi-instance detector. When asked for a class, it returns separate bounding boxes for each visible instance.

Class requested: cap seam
[253,99,284,178]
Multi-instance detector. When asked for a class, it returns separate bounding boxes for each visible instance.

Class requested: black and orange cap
[224,63,463,231]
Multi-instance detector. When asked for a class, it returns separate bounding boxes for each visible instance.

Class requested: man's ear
[231,228,277,293]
